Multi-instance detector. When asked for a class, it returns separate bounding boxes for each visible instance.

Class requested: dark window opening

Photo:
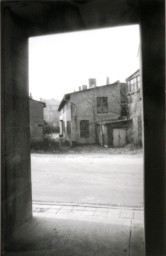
[80,120,89,138]
[97,97,108,113]
[127,74,140,94]
[121,104,128,116]
[62,121,65,133]
[67,121,71,137]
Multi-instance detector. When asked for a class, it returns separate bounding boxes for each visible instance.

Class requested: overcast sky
[29,24,140,101]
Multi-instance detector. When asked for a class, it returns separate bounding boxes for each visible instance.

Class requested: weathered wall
[70,83,122,144]
[29,99,45,142]
[127,71,143,145]
[127,92,143,145]
[59,101,71,141]
[1,0,165,255]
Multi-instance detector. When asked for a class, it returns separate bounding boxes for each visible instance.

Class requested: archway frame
[1,1,165,255]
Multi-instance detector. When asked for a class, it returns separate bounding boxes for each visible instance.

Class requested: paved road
[31,154,143,207]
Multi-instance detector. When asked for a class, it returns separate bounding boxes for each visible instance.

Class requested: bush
[43,125,52,134]
[44,125,59,134]
[31,137,59,151]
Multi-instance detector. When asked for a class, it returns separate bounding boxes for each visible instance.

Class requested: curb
[33,201,144,211]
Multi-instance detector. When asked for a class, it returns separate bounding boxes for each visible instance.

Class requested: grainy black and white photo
[1,1,165,256]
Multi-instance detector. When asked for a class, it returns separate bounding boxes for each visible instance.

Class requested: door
[113,128,126,147]
[107,125,113,146]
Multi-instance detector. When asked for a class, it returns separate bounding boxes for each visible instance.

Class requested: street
[31,153,143,207]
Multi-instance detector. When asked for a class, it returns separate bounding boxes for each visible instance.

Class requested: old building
[126,69,142,146]
[29,98,46,142]
[58,80,129,146]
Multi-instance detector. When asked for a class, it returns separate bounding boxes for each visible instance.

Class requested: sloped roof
[58,94,70,112]
[125,69,140,81]
[29,98,46,108]
[58,81,126,111]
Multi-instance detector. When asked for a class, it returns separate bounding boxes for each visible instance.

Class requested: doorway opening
[28,24,144,255]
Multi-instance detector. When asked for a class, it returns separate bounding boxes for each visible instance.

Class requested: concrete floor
[31,154,143,207]
[5,204,144,256]
[5,154,144,256]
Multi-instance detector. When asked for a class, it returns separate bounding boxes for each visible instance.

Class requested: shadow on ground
[5,216,144,256]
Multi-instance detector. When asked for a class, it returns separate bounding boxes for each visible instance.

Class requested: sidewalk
[5,202,144,256]
[33,201,144,223]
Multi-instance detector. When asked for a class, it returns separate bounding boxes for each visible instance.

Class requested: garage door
[113,128,126,147]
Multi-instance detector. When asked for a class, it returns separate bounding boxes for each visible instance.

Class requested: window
[137,75,140,89]
[71,104,76,116]
[80,120,89,138]
[130,79,134,92]
[121,103,128,116]
[128,81,131,93]
[97,97,108,113]
[67,121,71,137]
[129,77,140,93]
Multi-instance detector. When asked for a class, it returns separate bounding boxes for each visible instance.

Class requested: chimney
[106,77,109,85]
[82,85,87,90]
[88,78,96,88]
[79,86,81,91]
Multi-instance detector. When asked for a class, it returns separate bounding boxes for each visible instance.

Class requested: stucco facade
[58,81,128,145]
[126,70,143,145]
[29,99,46,142]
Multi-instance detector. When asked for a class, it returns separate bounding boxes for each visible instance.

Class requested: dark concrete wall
[1,4,32,249]
[1,0,165,255]
[140,1,165,255]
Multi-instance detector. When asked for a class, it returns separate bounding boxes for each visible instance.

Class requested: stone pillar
[140,1,165,255]
[1,6,32,250]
